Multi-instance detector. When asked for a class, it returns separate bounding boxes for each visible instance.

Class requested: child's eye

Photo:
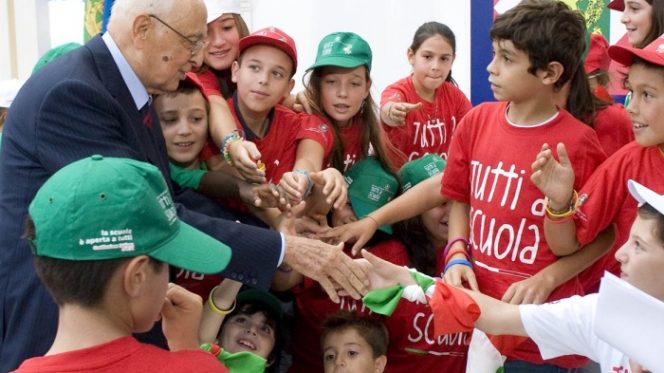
[634,240,644,251]
[324,353,336,362]
[260,325,273,335]
[351,81,362,87]
[272,70,284,79]
[423,55,432,60]
[347,350,359,358]
[222,25,234,32]
[160,116,178,125]
[233,316,247,324]
[324,79,337,85]
[248,64,260,72]
[191,116,204,123]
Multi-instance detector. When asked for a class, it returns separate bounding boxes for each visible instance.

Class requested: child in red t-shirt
[441,2,606,370]
[220,27,346,226]
[380,22,472,168]
[13,156,230,373]
[531,35,664,294]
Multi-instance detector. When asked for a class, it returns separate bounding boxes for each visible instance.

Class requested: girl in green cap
[277,31,399,228]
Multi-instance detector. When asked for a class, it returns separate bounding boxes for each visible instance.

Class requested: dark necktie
[140,102,153,128]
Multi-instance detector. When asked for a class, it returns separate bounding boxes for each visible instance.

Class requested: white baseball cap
[628,180,664,216]
[0,79,25,108]
[205,0,241,24]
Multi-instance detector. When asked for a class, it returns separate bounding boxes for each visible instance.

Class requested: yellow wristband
[545,190,578,219]
[207,286,236,316]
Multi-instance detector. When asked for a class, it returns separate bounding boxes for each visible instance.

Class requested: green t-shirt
[169,162,208,190]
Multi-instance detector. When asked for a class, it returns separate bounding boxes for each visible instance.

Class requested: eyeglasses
[148,14,206,56]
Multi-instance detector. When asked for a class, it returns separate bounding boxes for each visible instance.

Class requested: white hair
[109,0,177,24]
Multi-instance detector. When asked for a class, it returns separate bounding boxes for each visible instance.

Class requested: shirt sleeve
[440,110,473,202]
[295,113,334,160]
[519,294,600,361]
[169,163,206,190]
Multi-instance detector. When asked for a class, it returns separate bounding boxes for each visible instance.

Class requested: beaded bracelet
[442,237,469,261]
[208,286,237,316]
[294,169,314,198]
[221,129,244,166]
[544,190,579,219]
[443,258,473,275]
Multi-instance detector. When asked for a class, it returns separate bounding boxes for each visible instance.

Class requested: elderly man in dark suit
[0,0,367,370]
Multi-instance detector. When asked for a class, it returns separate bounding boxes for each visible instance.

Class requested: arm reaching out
[361,250,526,337]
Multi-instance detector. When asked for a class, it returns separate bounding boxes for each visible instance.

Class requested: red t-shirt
[290,240,469,373]
[323,118,366,172]
[575,142,664,291]
[592,103,634,157]
[12,336,226,373]
[381,76,472,168]
[441,102,606,367]
[228,98,332,183]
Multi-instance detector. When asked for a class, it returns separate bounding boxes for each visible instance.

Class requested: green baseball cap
[32,42,82,75]
[344,157,398,234]
[236,289,283,321]
[399,154,446,193]
[29,155,231,274]
[307,32,372,72]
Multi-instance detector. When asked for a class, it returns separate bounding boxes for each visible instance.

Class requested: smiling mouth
[633,122,648,129]
[237,339,256,350]
[174,141,194,148]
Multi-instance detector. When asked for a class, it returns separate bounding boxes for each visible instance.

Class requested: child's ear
[374,355,387,373]
[283,78,295,100]
[407,48,415,66]
[123,255,151,298]
[231,60,240,83]
[539,61,564,87]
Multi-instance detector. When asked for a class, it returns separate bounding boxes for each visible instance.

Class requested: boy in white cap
[12,155,231,372]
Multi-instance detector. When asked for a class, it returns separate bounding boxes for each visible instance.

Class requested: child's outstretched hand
[229,140,266,184]
[383,102,423,127]
[279,170,310,206]
[311,168,347,209]
[361,249,415,290]
[161,283,203,351]
[319,217,378,256]
[530,142,575,209]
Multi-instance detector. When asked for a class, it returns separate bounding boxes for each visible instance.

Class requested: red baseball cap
[239,26,298,74]
[585,33,611,73]
[609,34,664,67]
[607,0,624,11]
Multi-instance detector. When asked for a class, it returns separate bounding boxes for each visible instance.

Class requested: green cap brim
[237,289,283,320]
[307,56,369,72]
[349,195,392,235]
[149,221,231,274]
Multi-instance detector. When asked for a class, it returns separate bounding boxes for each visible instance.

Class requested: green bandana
[363,270,435,316]
[201,343,267,373]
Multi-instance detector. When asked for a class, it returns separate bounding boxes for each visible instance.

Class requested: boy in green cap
[13,155,231,372]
